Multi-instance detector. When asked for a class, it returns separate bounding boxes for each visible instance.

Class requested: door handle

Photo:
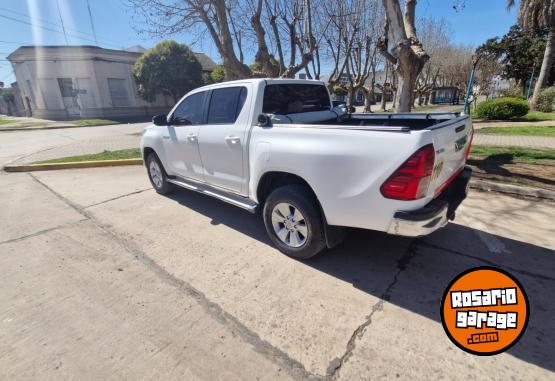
[187,133,197,142]
[225,135,240,144]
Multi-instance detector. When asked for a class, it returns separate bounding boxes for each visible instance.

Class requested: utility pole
[85,0,98,46]
[55,0,69,45]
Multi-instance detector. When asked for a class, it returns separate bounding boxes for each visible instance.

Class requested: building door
[57,78,80,117]
[75,78,96,111]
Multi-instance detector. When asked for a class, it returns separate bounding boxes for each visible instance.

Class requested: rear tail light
[465,126,474,160]
[380,144,435,200]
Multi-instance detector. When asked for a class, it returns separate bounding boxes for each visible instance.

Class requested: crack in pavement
[83,188,153,209]
[327,239,420,380]
[0,219,89,246]
[419,241,555,282]
[27,172,321,381]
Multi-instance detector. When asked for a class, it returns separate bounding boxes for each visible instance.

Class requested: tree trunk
[380,0,429,112]
[520,80,527,97]
[346,88,355,108]
[364,90,373,113]
[531,27,554,109]
[251,0,279,77]
[201,0,251,80]
[395,65,419,112]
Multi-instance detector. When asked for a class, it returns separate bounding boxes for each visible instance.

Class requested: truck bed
[320,112,462,130]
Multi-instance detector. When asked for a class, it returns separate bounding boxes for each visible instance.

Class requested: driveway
[0,165,553,380]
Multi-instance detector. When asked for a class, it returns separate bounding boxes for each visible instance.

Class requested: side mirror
[257,114,271,127]
[348,106,356,114]
[152,114,167,126]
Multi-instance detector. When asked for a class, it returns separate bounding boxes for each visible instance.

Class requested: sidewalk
[473,120,555,129]
[473,134,555,149]
[0,115,117,130]
[1,115,76,129]
[12,134,141,165]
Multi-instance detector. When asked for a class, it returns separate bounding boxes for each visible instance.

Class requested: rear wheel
[263,185,326,259]
[145,153,175,195]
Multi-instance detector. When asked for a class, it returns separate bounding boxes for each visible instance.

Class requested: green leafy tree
[210,65,225,83]
[508,0,555,108]
[477,25,548,94]
[133,40,203,103]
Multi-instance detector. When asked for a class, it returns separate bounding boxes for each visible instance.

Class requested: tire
[145,153,175,195]
[263,184,326,259]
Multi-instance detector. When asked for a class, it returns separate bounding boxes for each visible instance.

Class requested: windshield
[262,84,331,115]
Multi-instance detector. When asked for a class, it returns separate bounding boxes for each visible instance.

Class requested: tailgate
[428,116,473,196]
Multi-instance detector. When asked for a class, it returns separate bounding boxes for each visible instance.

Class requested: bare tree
[128,0,319,80]
[378,0,429,112]
[414,18,450,106]
[440,44,474,92]
[322,1,361,90]
[128,0,251,79]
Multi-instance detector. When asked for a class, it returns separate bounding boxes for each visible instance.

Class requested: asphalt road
[1,126,554,380]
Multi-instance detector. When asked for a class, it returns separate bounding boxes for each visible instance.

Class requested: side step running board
[167,177,257,213]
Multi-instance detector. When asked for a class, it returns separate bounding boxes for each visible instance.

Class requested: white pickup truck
[141,79,473,258]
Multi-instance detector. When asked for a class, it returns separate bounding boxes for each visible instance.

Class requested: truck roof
[194,78,326,92]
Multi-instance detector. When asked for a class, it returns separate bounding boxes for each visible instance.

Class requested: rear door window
[207,87,247,124]
[263,84,331,114]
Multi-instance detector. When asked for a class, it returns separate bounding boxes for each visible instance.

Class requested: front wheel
[263,185,326,259]
[145,153,175,195]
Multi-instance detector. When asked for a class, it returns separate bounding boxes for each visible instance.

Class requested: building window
[58,78,74,98]
[107,78,130,107]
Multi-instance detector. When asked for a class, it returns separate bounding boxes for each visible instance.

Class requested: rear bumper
[387,166,472,237]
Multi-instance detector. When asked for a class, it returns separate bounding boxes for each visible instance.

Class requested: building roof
[7,45,218,72]
[194,52,217,71]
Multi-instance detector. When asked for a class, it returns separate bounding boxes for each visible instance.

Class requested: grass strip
[470,145,555,164]
[34,149,141,164]
[68,118,118,126]
[0,118,16,126]
[476,126,555,137]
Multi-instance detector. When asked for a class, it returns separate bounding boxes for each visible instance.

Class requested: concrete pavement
[1,165,554,380]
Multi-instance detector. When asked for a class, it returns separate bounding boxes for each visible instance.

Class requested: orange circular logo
[440,267,529,355]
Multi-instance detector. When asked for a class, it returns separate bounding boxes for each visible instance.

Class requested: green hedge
[475,97,530,120]
[535,87,555,113]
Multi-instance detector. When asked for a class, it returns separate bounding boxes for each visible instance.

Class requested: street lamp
[463,54,480,115]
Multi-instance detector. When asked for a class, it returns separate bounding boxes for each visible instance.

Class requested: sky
[0,0,519,86]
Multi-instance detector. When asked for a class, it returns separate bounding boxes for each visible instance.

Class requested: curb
[0,123,119,132]
[470,178,555,200]
[4,159,554,200]
[3,158,143,172]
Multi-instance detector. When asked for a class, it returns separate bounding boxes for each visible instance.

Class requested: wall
[9,47,173,120]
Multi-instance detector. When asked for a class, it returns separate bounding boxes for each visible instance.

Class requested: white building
[7,45,216,119]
